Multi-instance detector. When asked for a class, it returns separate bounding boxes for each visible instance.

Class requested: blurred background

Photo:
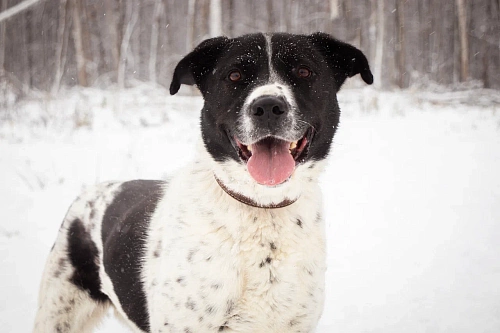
[0,0,499,100]
[1,1,500,333]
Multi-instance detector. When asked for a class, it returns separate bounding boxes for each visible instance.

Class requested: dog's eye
[228,70,242,82]
[296,66,312,78]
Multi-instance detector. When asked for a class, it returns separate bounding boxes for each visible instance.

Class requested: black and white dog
[34,32,372,333]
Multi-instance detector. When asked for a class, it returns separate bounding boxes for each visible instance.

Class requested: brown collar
[214,175,298,209]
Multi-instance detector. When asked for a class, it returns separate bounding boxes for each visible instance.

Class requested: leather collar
[214,175,298,209]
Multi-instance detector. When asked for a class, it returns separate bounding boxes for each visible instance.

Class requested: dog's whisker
[296,119,317,133]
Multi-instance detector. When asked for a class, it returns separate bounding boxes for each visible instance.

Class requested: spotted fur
[34,32,372,333]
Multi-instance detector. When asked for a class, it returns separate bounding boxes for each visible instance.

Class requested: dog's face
[170,33,372,203]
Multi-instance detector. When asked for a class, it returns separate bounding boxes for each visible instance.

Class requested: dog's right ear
[170,36,230,95]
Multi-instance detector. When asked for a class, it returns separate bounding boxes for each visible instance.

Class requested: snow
[1,86,500,332]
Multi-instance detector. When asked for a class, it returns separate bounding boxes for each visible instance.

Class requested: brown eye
[228,70,242,82]
[297,66,312,78]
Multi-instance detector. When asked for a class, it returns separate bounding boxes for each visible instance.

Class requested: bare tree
[395,0,406,88]
[186,0,196,49]
[330,0,339,20]
[456,0,469,81]
[71,0,87,87]
[103,0,120,73]
[0,0,41,23]
[51,0,68,94]
[149,0,163,83]
[117,1,139,89]
[80,0,92,80]
[373,0,384,88]
[223,0,234,36]
[210,0,222,37]
[0,0,7,76]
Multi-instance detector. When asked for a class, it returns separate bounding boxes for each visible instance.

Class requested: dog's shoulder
[60,179,167,331]
[100,179,166,243]
[100,180,166,331]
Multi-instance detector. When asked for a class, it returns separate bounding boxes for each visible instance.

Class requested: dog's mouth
[232,128,314,186]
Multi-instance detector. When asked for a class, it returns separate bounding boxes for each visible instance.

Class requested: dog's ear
[308,32,373,89]
[170,36,230,95]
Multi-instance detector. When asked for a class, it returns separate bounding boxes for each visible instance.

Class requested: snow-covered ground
[1,86,499,332]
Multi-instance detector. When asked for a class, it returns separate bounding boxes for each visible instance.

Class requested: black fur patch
[67,218,108,302]
[102,180,165,332]
[170,32,372,166]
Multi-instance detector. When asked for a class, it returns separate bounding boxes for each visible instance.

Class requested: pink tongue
[247,138,295,185]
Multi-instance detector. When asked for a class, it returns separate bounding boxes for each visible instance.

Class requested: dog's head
[170,33,372,206]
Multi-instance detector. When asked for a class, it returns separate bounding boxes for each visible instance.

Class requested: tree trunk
[117,2,138,89]
[0,0,41,23]
[0,0,7,76]
[330,0,339,19]
[368,0,377,61]
[149,0,163,83]
[266,0,273,31]
[456,0,468,81]
[186,0,196,50]
[226,0,233,36]
[103,0,119,73]
[373,0,384,87]
[71,0,87,87]
[51,0,68,94]
[395,0,406,88]
[209,0,222,37]
[80,0,92,82]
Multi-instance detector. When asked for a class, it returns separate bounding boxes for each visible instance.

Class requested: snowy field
[1,86,500,332]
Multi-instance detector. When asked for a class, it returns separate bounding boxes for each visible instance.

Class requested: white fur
[143,142,326,332]
[33,183,144,333]
[239,35,301,145]
[265,33,278,82]
[240,82,301,145]
[34,142,327,332]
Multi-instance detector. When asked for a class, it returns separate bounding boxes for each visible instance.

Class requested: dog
[33,32,372,333]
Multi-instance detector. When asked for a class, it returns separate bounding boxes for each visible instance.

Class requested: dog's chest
[233,212,323,330]
[146,195,326,332]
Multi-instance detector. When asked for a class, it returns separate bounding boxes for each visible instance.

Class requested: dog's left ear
[308,32,373,89]
[170,36,230,95]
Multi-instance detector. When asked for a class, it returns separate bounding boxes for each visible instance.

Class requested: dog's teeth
[290,141,297,150]
[248,145,252,152]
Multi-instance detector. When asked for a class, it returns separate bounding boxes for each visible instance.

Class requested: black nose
[250,96,288,118]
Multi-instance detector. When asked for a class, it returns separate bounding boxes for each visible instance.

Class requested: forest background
[1,0,499,101]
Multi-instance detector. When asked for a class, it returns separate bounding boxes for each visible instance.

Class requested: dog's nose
[250,96,288,119]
